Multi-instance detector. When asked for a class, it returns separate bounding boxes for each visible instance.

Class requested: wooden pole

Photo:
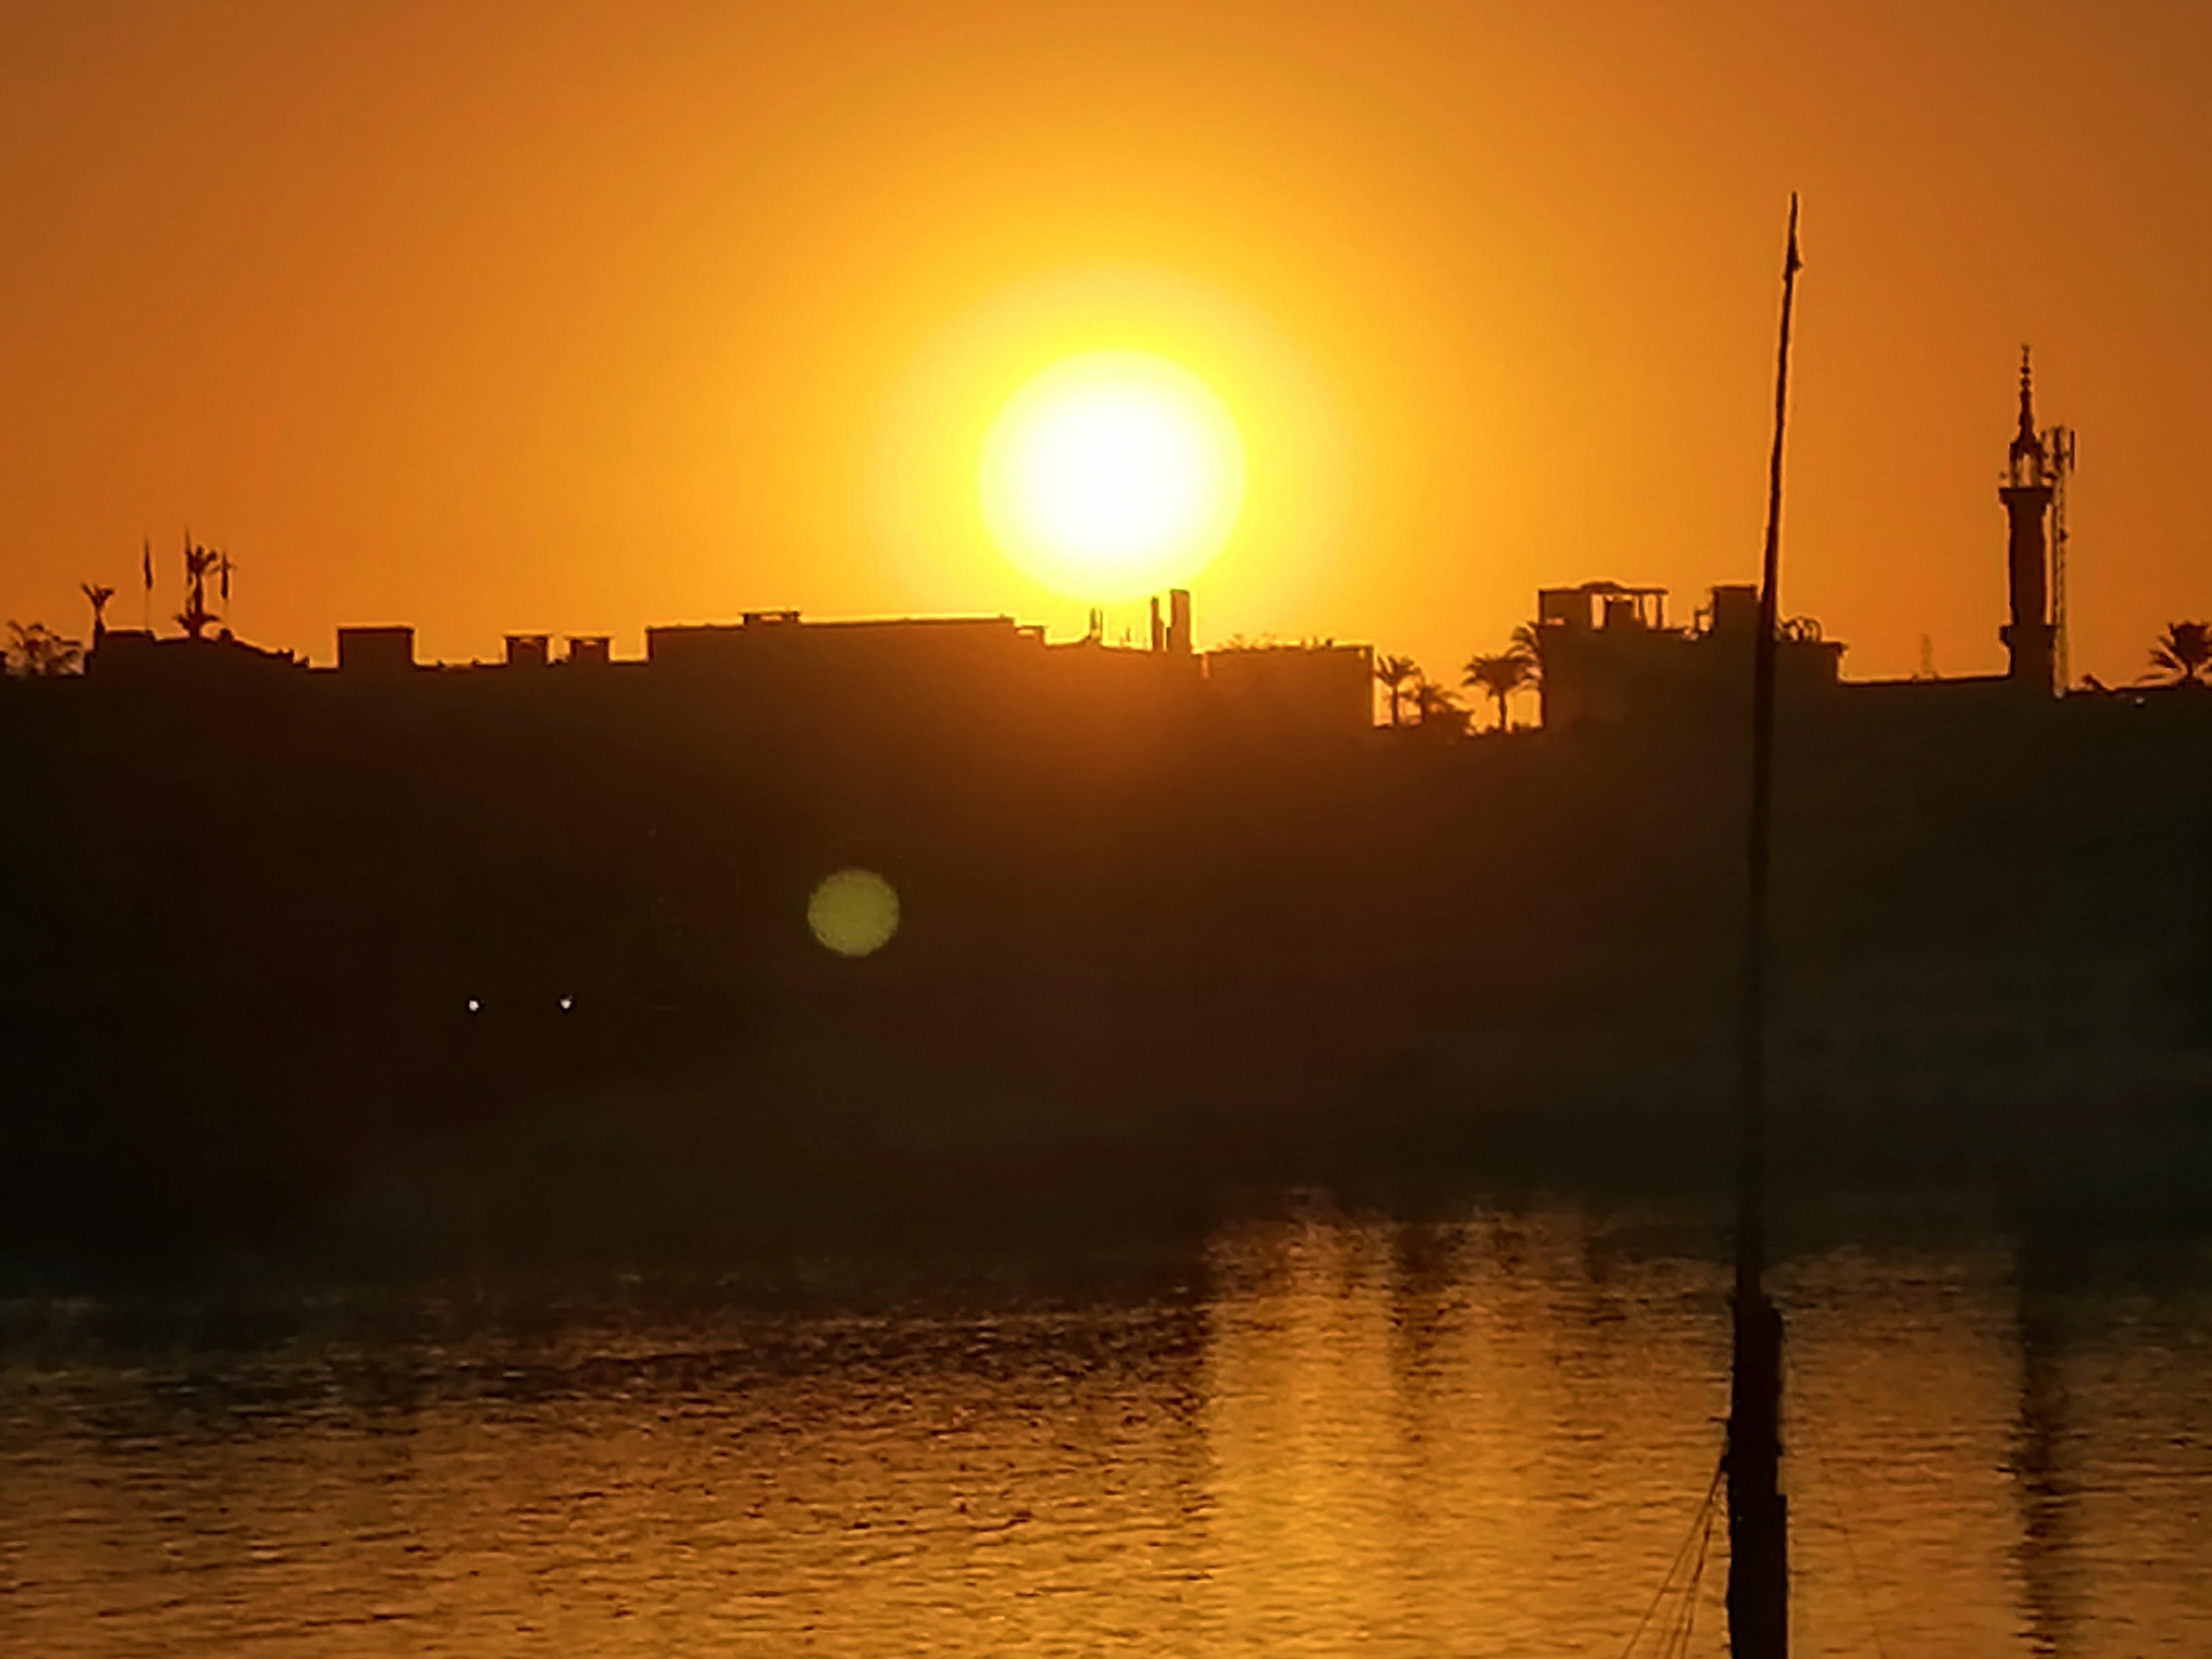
[1727,192,1799,1659]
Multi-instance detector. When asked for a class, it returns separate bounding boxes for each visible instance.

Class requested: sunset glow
[982,352,1244,602]
[7,8,2212,1655]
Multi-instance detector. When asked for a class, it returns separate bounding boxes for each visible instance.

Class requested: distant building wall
[337,626,417,676]
[85,629,302,684]
[644,612,1042,673]
[642,611,1058,731]
[82,629,157,678]
[1534,581,1842,731]
[1202,642,1375,736]
[173,605,1377,744]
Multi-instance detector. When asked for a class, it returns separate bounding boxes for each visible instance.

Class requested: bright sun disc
[983,351,1244,602]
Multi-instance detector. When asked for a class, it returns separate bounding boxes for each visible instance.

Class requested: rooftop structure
[75,585,1378,743]
[1534,579,1843,731]
[1532,358,2076,729]
[336,626,415,676]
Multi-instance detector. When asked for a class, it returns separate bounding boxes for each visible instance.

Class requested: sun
[982,351,1244,602]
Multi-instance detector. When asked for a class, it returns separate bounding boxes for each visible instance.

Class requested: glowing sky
[981,351,1245,602]
[3,0,2207,684]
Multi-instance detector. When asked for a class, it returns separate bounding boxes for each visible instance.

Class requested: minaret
[1998,348,2056,693]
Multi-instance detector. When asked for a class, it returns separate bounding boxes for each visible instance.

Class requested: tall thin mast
[1727,194,1799,1659]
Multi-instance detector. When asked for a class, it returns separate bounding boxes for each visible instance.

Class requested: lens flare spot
[807,868,900,958]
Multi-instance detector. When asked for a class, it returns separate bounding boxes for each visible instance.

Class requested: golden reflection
[6,1204,2209,1656]
[1198,1206,1728,1652]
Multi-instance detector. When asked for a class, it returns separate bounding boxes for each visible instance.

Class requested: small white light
[466,998,480,1013]
[558,996,573,1011]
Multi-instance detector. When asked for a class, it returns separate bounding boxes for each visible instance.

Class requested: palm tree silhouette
[1461,638,1540,733]
[2149,621,2211,684]
[1374,653,1419,727]
[80,581,116,645]
[178,543,221,640]
[5,621,85,677]
[1410,676,1466,734]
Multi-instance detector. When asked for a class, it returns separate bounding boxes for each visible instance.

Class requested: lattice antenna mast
[2045,425,2076,689]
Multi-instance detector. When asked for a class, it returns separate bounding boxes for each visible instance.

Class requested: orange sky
[4,0,2207,684]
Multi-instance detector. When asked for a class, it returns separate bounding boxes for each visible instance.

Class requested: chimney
[1167,589,1193,656]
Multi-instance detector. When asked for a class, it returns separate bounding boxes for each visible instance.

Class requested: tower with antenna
[1997,349,2057,695]
[2045,423,2076,691]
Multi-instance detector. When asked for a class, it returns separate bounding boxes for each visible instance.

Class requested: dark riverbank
[6,668,2206,1282]
[9,1030,2207,1290]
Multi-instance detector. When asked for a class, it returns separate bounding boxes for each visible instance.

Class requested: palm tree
[178,542,221,640]
[1374,653,1420,727]
[1462,641,1540,733]
[80,581,116,645]
[5,621,85,678]
[2149,621,2211,684]
[1410,676,1467,734]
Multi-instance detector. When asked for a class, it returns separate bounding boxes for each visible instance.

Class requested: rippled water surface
[5,1194,2210,1656]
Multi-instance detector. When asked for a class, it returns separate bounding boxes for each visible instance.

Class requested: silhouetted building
[337,626,417,675]
[1145,588,1195,655]
[16,350,2211,1274]
[1534,359,2081,730]
[1533,579,1842,731]
[644,610,1044,675]
[1204,640,1375,733]
[83,628,302,684]
[504,633,551,668]
[1999,350,2057,695]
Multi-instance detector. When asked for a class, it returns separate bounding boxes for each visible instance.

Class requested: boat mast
[1727,194,1799,1659]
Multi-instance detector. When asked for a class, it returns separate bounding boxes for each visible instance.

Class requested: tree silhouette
[1410,676,1467,734]
[1462,638,1540,733]
[5,621,85,678]
[1374,653,1419,727]
[2148,621,2211,684]
[80,581,116,644]
[178,543,222,640]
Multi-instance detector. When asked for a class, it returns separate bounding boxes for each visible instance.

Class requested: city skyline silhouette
[5,9,2212,1657]
[6,4,2211,688]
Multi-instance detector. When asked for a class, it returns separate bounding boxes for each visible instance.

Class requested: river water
[3,1189,2209,1657]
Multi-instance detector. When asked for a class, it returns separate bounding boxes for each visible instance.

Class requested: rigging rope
[1781,1345,1896,1659]
[1648,1486,1718,1659]
[1617,1447,1726,1659]
[1666,1495,1719,1658]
